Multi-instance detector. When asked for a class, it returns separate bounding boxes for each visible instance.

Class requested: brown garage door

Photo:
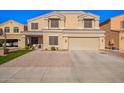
[69,37,99,50]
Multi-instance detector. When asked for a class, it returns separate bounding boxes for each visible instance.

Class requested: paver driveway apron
[0,49,74,83]
[0,49,124,83]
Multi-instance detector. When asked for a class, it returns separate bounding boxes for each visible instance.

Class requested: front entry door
[31,37,38,45]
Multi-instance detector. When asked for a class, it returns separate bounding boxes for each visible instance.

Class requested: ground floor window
[49,36,58,45]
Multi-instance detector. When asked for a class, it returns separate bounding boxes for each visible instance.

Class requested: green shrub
[0,47,3,50]
[56,47,59,50]
[31,46,35,50]
[25,46,30,50]
[45,48,48,51]
[51,47,56,51]
[38,45,41,48]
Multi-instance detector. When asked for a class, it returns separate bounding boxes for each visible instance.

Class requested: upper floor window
[84,19,93,28]
[49,36,58,45]
[121,21,124,28]
[31,23,38,29]
[4,27,10,33]
[13,27,19,33]
[50,19,59,28]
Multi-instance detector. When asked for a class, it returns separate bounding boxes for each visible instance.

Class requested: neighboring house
[24,11,105,50]
[0,20,26,48]
[0,11,105,50]
[100,14,124,50]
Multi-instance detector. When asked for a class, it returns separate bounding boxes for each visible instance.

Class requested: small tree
[0,28,6,49]
[0,40,3,47]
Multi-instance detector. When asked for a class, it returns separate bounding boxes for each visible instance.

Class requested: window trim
[84,19,93,28]
[4,27,10,33]
[50,19,60,28]
[49,36,58,45]
[31,23,38,30]
[13,27,19,33]
[121,21,124,28]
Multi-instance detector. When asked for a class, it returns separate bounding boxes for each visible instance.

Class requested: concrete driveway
[0,50,124,83]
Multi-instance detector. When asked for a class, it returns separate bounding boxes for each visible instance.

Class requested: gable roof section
[78,12,100,20]
[28,11,96,22]
[111,14,124,19]
[58,11,86,14]
[100,19,111,26]
[44,12,65,20]
[0,20,24,26]
[100,14,124,26]
[28,11,57,22]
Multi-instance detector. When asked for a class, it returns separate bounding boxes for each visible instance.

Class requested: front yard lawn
[0,49,32,65]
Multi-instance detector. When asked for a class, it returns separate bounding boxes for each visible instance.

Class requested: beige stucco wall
[100,20,119,49]
[119,32,124,50]
[42,32,105,50]
[109,31,119,49]
[43,33,63,50]
[28,12,100,31]
[110,15,124,50]
[18,35,26,48]
[111,14,124,30]
[28,15,65,31]
[0,34,21,39]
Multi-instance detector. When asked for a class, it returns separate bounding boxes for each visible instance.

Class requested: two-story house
[0,20,26,48]
[0,11,105,50]
[23,11,105,50]
[100,14,124,50]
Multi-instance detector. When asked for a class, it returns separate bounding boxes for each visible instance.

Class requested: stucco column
[60,20,65,29]
[99,37,105,50]
[44,19,49,29]
[92,20,95,28]
[43,34,48,50]
[82,20,84,29]
[26,36,30,45]
[18,35,26,48]
[95,20,99,29]
[119,33,124,50]
[62,36,68,50]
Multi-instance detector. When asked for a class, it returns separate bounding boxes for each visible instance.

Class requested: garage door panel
[69,37,99,50]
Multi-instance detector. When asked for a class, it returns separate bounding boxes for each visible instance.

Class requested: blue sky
[0,10,124,24]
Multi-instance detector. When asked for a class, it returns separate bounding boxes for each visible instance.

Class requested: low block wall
[0,49,9,56]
